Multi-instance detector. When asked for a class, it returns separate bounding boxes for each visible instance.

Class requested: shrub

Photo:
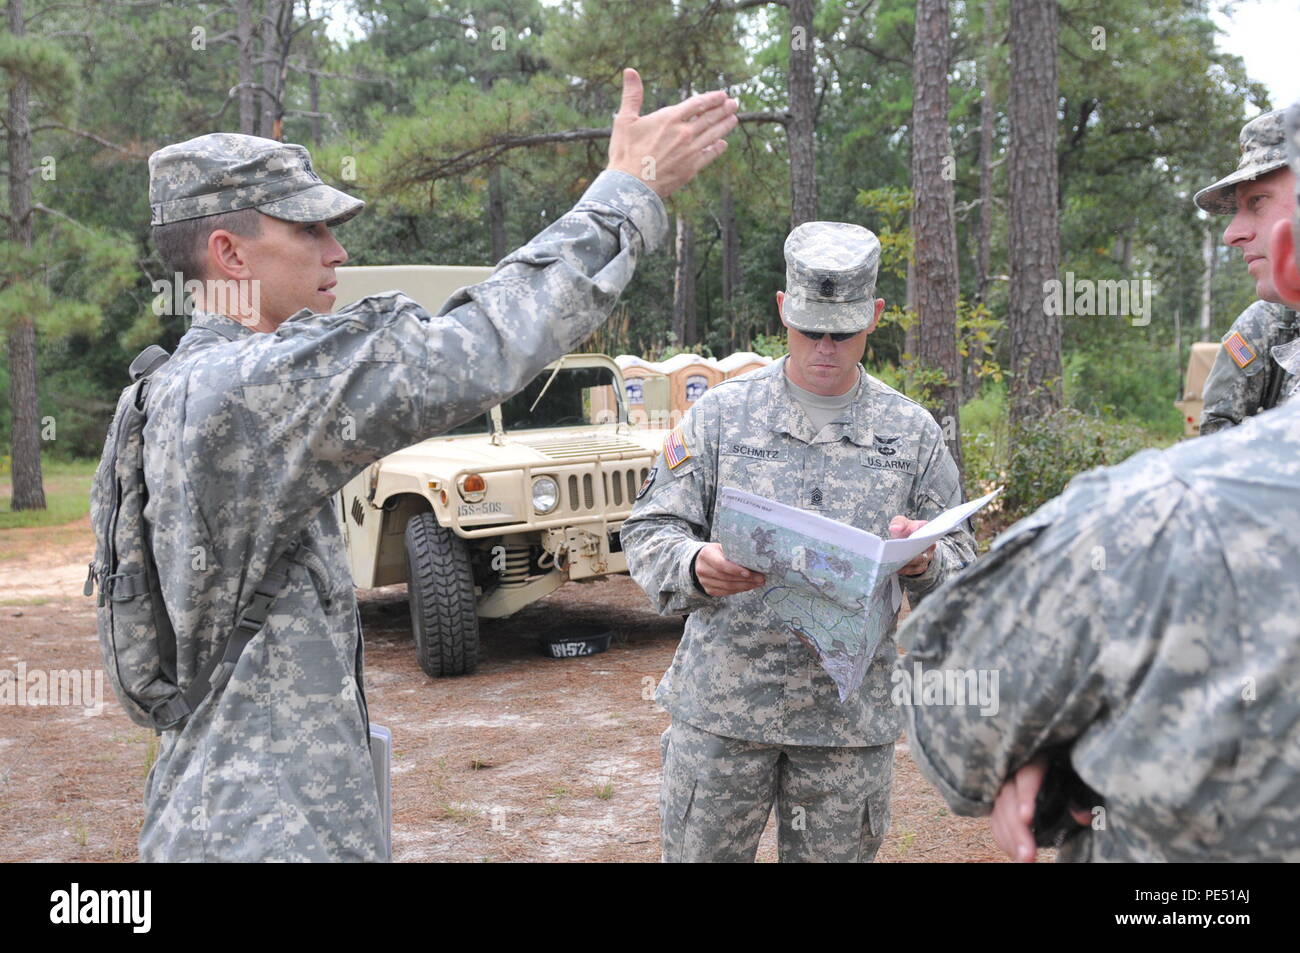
[1005,408,1170,518]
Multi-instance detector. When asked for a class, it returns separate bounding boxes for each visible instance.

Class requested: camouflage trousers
[658,719,893,863]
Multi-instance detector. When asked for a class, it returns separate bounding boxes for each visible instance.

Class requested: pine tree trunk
[1007,0,1063,427]
[1200,228,1214,340]
[488,166,507,262]
[6,0,45,510]
[788,0,817,227]
[261,0,287,139]
[911,0,963,476]
[976,0,996,304]
[237,0,257,135]
[721,180,740,335]
[673,215,696,348]
[303,0,321,144]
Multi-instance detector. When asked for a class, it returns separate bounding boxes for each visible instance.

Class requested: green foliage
[1063,333,1185,440]
[855,187,913,280]
[960,381,1011,504]
[0,0,1269,510]
[749,333,787,360]
[1005,409,1171,519]
[648,338,713,363]
[957,298,1003,384]
[0,32,79,120]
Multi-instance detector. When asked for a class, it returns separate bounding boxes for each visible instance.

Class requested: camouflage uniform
[622,222,975,862]
[140,134,667,861]
[1194,111,1299,434]
[1198,300,1298,432]
[897,402,1300,862]
[1278,104,1300,404]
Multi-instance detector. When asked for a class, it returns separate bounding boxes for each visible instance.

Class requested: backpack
[87,345,295,731]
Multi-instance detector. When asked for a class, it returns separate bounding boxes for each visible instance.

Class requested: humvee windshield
[442,364,624,436]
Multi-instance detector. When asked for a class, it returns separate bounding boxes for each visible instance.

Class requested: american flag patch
[1225,331,1256,369]
[663,428,691,470]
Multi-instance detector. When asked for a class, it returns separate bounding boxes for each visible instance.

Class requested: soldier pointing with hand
[115,69,737,862]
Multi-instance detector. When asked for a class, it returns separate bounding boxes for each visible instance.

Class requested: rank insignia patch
[1225,331,1257,369]
[663,428,691,470]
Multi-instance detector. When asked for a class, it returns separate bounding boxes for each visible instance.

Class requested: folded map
[715,486,1001,701]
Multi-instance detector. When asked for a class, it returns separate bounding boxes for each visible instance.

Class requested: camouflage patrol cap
[148,133,364,227]
[1194,110,1289,214]
[782,222,881,333]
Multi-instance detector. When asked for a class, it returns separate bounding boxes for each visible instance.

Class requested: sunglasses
[796,328,858,343]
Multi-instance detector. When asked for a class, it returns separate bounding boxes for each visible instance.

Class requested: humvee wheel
[404,512,479,676]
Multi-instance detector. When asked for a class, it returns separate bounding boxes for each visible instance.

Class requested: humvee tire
[404,512,479,677]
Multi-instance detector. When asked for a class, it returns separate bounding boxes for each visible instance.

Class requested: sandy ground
[0,521,1012,863]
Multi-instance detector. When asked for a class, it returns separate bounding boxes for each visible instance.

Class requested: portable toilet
[615,355,671,427]
[1174,341,1221,437]
[657,353,724,419]
[716,351,774,380]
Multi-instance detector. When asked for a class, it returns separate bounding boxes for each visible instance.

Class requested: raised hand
[606,68,739,199]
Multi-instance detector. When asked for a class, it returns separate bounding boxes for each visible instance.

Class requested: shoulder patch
[1224,331,1257,369]
[635,466,658,500]
[663,428,691,470]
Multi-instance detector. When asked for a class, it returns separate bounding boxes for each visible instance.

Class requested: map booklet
[715,486,1002,701]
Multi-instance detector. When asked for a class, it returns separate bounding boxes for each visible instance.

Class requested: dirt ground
[0,520,1011,863]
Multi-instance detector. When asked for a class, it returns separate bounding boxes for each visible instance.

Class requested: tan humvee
[1174,342,1221,437]
[330,265,664,677]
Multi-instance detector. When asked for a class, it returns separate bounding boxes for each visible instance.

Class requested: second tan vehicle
[331,266,664,676]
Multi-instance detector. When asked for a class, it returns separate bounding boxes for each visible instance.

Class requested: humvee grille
[561,466,651,513]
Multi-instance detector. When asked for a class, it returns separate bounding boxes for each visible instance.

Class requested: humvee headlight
[532,476,560,514]
[458,473,487,503]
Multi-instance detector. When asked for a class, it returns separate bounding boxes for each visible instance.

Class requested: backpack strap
[114,344,300,733]
[129,344,170,382]
[147,540,301,732]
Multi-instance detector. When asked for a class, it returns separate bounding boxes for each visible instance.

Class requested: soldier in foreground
[132,70,737,861]
[621,222,974,863]
[1267,105,1300,400]
[1195,109,1298,434]
[897,106,1300,860]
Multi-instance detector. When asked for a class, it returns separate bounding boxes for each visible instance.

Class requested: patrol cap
[1193,110,1289,214]
[782,221,881,334]
[148,133,364,227]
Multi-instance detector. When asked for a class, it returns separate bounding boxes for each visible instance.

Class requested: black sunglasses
[796,328,858,343]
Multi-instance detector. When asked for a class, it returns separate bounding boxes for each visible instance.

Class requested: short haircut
[152,208,263,285]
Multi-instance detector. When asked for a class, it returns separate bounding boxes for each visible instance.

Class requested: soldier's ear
[1270,219,1300,308]
[208,229,255,281]
[776,290,785,320]
[864,298,885,335]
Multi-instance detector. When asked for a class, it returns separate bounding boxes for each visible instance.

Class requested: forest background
[0,0,1277,522]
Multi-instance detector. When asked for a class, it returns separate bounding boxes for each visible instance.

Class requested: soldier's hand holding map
[715,486,1001,700]
[889,515,936,576]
